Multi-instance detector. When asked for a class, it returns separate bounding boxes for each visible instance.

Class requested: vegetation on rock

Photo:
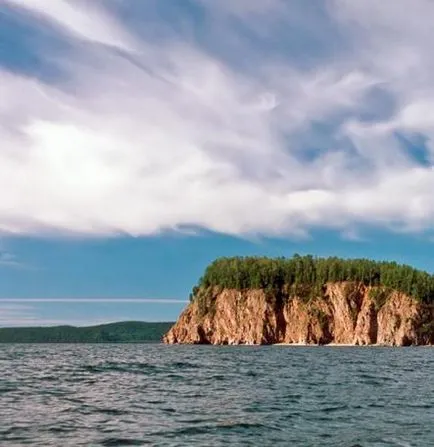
[192,255,434,303]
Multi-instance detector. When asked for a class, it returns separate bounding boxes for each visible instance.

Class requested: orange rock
[163,282,434,346]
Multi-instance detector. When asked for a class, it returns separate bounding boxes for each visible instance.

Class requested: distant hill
[0,321,174,343]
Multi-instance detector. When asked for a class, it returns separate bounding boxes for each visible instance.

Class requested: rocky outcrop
[163,282,434,346]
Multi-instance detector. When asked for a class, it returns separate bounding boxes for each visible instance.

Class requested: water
[1,345,434,446]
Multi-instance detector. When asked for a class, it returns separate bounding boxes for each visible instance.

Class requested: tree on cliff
[194,255,434,303]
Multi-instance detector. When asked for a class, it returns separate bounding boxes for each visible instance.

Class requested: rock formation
[163,282,434,346]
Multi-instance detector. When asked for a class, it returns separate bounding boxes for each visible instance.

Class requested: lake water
[1,344,434,446]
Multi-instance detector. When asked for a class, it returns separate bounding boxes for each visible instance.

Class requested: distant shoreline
[0,321,174,343]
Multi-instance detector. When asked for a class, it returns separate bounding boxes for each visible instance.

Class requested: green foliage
[369,287,392,310]
[288,283,323,303]
[195,288,216,318]
[0,321,174,343]
[310,308,329,331]
[418,320,434,336]
[192,255,434,303]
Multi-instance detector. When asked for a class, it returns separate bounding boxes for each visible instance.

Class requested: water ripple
[1,344,434,446]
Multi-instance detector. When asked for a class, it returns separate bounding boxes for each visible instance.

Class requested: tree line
[192,255,434,303]
[0,321,174,343]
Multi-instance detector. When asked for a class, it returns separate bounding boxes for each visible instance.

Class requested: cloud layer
[1,0,434,237]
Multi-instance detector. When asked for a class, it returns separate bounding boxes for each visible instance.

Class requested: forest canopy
[0,321,173,343]
[193,255,434,303]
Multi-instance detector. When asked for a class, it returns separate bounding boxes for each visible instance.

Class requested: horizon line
[0,298,188,303]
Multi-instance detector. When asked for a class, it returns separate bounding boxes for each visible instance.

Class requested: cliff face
[163,283,434,346]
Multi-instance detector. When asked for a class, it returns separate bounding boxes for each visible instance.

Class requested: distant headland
[0,321,173,343]
[164,255,434,346]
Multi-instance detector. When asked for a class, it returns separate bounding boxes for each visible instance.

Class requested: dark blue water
[1,345,434,446]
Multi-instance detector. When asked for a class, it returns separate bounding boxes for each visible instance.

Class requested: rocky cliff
[163,282,434,346]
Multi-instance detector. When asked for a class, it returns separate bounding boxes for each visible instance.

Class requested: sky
[1,0,434,326]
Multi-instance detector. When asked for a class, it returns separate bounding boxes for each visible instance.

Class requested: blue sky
[1,0,434,326]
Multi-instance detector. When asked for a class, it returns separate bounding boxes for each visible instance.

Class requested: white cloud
[2,0,135,51]
[1,1,434,237]
[0,239,24,268]
[0,250,20,267]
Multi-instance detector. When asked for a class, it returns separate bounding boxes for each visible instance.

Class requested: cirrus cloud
[0,0,434,238]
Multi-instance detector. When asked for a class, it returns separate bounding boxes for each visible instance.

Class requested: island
[0,321,174,343]
[164,255,434,346]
